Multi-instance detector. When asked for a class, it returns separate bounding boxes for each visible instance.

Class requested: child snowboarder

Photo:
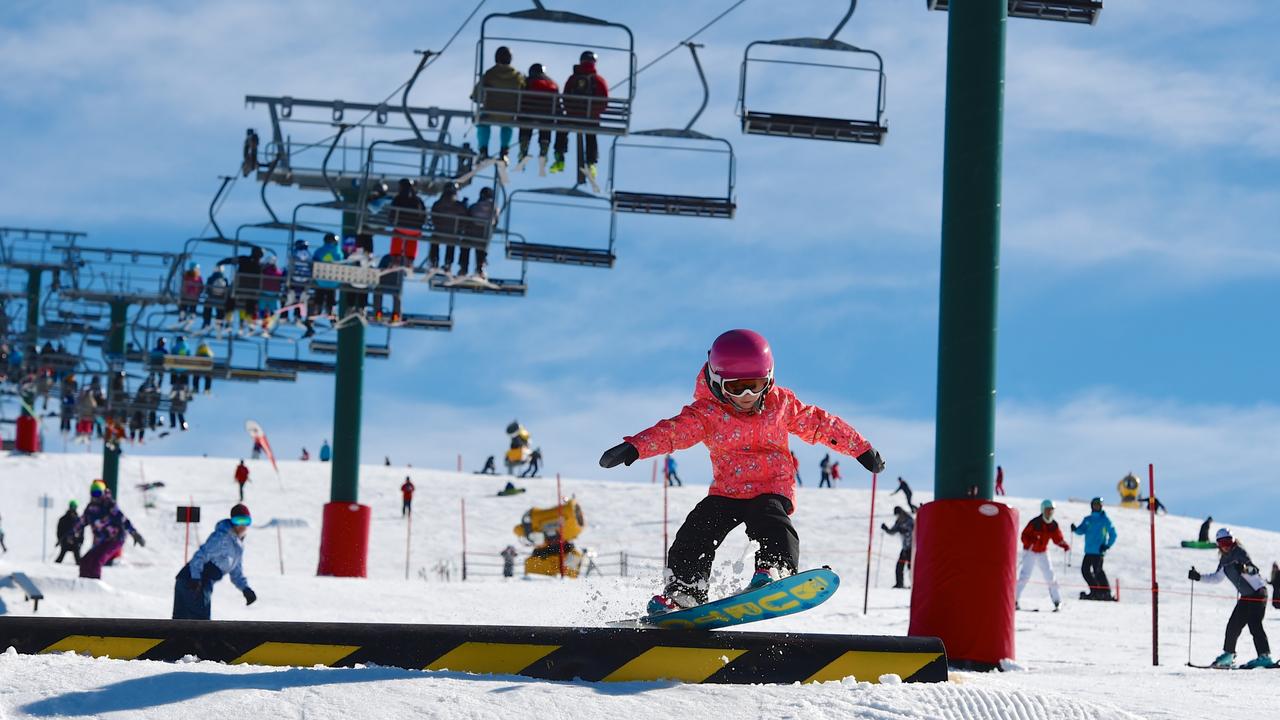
[65,481,145,579]
[1189,528,1273,668]
[1071,497,1117,600]
[1015,499,1070,611]
[598,329,884,615]
[173,504,257,620]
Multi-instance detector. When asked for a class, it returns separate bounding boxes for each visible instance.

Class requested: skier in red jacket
[599,329,885,616]
[234,460,249,502]
[400,477,415,517]
[551,51,609,180]
[1015,499,1071,611]
[517,63,559,174]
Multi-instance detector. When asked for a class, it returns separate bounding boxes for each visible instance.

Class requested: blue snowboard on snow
[610,567,840,630]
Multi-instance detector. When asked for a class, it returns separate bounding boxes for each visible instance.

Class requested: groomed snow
[1,452,1275,718]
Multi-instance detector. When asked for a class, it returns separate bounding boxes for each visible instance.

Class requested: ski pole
[874,529,884,588]
[1186,579,1194,665]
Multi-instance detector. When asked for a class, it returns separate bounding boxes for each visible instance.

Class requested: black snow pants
[665,494,798,604]
[1224,591,1270,656]
[1082,554,1112,599]
[894,546,912,588]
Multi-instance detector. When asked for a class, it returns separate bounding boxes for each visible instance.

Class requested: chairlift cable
[611,0,750,93]
[285,1,488,162]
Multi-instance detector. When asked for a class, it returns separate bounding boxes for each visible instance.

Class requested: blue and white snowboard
[610,567,840,630]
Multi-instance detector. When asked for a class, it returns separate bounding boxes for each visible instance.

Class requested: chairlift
[926,0,1102,24]
[474,1,637,135]
[244,95,473,192]
[609,44,735,219]
[308,339,391,358]
[502,188,615,269]
[424,265,529,297]
[738,0,887,145]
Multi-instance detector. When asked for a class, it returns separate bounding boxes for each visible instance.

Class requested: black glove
[856,447,885,474]
[1100,544,1110,554]
[131,531,145,548]
[599,442,639,468]
[1070,523,1077,532]
[243,588,257,606]
[1188,568,1200,582]
[880,523,889,532]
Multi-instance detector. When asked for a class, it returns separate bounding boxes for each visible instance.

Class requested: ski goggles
[231,515,252,527]
[722,376,771,398]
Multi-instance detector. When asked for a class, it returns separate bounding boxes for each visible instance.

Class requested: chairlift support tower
[914,0,1103,670]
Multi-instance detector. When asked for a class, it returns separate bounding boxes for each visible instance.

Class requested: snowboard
[609,567,839,630]
[1180,540,1217,549]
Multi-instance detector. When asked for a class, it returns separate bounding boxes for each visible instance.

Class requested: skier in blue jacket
[172,504,257,620]
[1071,497,1117,600]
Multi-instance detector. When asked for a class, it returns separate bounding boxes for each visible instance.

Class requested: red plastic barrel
[15,415,40,453]
[909,498,1018,668]
[317,501,371,577]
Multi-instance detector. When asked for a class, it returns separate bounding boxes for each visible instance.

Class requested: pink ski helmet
[706,329,774,407]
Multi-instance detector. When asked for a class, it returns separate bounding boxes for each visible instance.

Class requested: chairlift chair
[474,2,637,135]
[609,44,736,219]
[503,189,615,268]
[243,95,474,192]
[926,0,1102,25]
[738,0,887,145]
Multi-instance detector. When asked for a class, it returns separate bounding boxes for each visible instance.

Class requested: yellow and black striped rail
[0,617,947,684]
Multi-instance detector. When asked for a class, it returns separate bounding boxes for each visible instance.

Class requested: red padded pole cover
[317,501,371,577]
[909,498,1018,668]
[15,415,40,453]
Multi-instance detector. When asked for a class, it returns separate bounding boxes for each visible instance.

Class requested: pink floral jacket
[625,366,873,511]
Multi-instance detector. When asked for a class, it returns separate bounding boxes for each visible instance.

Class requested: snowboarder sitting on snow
[598,329,885,615]
[881,506,914,589]
[1071,496,1117,600]
[1015,499,1070,612]
[66,480,145,579]
[173,504,257,620]
[1189,528,1273,668]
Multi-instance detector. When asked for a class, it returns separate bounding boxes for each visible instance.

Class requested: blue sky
[2,1,1278,531]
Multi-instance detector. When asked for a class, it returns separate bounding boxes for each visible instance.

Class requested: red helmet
[706,329,774,407]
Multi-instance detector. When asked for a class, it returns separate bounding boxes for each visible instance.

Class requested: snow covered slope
[1,452,1275,718]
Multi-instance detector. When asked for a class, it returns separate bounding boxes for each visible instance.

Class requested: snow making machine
[513,497,586,578]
